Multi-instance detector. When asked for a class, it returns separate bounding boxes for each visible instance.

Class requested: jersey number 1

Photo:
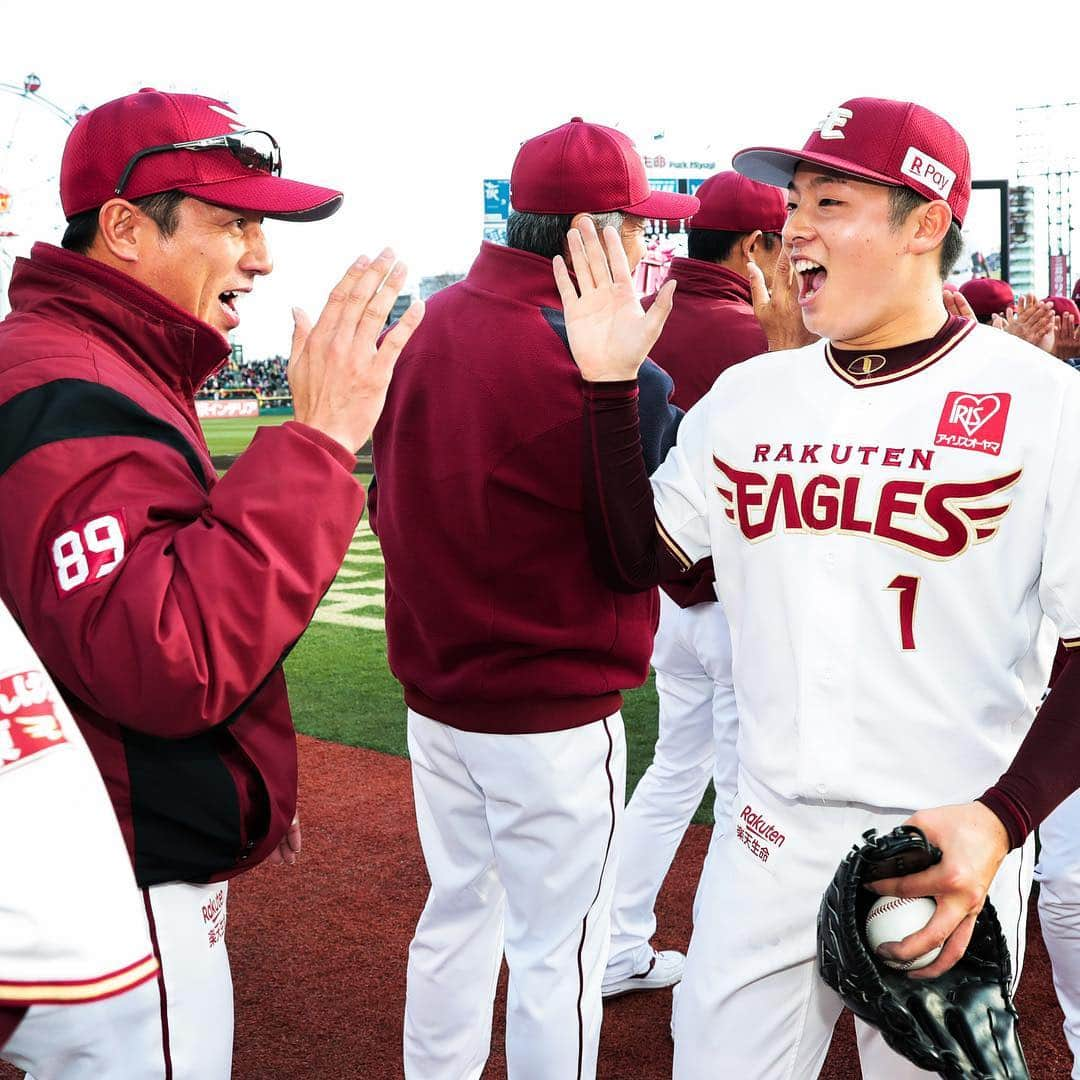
[886,575,920,651]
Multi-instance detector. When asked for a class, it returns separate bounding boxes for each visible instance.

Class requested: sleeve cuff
[283,422,358,474]
[977,787,1032,851]
[583,379,639,399]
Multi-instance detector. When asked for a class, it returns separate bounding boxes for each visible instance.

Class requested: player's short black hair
[61,190,188,254]
[887,187,963,280]
[687,228,781,264]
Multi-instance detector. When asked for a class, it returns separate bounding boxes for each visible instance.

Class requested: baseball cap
[732,97,971,226]
[689,171,786,233]
[1045,295,1080,320]
[61,88,342,222]
[959,278,1014,318]
[510,117,699,220]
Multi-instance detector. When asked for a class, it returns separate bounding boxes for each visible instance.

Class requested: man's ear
[93,199,150,264]
[743,230,765,259]
[908,200,952,257]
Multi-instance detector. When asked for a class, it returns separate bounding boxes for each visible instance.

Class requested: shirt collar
[825,316,974,388]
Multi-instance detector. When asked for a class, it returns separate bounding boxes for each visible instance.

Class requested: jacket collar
[8,244,232,395]
[464,242,566,308]
[665,258,752,304]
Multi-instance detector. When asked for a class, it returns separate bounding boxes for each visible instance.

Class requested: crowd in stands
[196,354,291,403]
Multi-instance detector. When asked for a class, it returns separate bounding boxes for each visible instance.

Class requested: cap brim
[733,146,899,192]
[622,189,700,220]
[177,173,343,222]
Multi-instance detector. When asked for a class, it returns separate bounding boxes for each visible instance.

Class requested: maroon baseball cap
[60,88,342,222]
[690,171,786,233]
[510,117,699,220]
[732,98,971,226]
[1046,295,1080,320]
[960,277,1014,318]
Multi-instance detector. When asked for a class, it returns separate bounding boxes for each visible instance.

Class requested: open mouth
[219,290,242,328]
[793,258,827,304]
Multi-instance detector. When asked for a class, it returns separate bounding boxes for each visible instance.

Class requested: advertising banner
[1050,253,1070,297]
[196,399,259,419]
[484,179,510,221]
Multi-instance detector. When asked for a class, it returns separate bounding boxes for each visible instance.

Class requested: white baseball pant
[404,709,625,1080]
[1037,787,1080,1078]
[5,881,233,1080]
[672,765,1033,1079]
[605,592,739,984]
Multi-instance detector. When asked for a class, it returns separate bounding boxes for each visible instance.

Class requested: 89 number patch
[49,510,128,596]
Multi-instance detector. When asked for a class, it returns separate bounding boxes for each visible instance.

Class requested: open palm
[552,217,674,382]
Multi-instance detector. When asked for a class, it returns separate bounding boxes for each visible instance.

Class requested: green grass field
[201,414,715,821]
[203,413,292,455]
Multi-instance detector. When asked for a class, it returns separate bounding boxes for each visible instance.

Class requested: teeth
[793,258,822,274]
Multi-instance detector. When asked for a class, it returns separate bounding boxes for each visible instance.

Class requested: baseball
[865,896,941,972]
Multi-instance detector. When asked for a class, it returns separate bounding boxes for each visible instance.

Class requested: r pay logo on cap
[901,147,956,200]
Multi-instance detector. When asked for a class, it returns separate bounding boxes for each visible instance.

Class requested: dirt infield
[2,734,1070,1078]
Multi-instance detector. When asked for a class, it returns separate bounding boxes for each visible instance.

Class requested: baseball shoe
[602,949,685,999]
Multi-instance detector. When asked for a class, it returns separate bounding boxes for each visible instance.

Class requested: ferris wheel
[0,74,84,316]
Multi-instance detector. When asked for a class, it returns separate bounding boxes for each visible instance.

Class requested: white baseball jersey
[651,320,1080,811]
[0,601,157,1007]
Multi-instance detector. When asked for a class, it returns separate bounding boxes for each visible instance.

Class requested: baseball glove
[818,825,1029,1079]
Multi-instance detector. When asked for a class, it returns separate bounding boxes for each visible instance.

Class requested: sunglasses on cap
[114,129,282,196]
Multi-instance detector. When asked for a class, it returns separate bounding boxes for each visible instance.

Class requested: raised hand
[552,217,674,382]
[748,248,818,351]
[999,293,1055,352]
[1053,312,1080,361]
[943,287,976,322]
[289,249,425,453]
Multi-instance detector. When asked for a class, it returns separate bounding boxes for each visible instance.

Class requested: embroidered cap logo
[818,107,854,141]
[208,103,247,133]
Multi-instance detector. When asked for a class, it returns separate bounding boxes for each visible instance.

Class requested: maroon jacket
[643,258,767,410]
[0,244,363,886]
[370,242,678,735]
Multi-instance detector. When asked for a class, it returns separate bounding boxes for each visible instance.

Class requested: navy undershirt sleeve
[636,358,683,473]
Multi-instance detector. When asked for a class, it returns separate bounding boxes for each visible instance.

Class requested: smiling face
[785,165,921,347]
[137,198,273,333]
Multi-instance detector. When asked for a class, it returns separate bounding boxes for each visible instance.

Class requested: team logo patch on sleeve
[0,669,67,770]
[934,393,1011,456]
